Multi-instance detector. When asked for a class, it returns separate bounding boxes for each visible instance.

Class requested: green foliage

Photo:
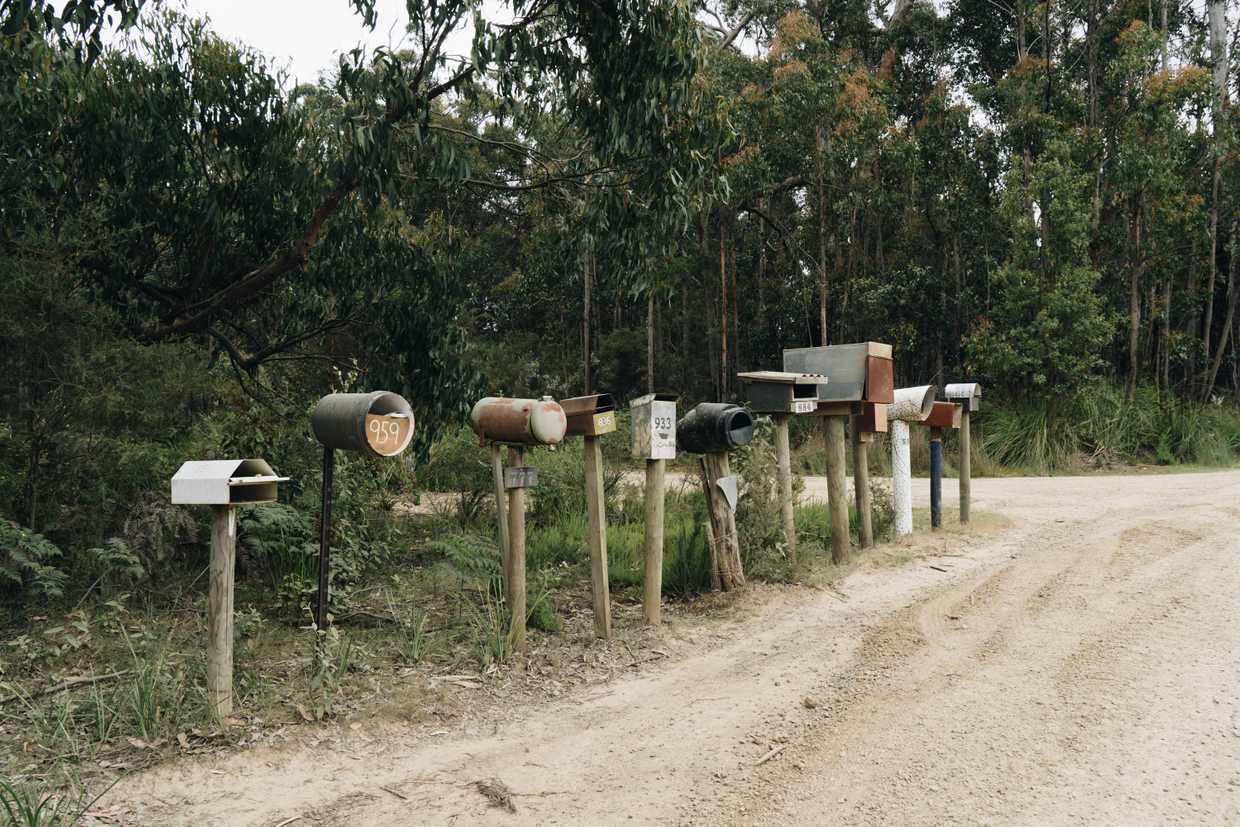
[238,505,318,596]
[0,774,112,827]
[0,521,66,610]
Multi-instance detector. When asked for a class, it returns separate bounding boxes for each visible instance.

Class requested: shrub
[0,521,67,614]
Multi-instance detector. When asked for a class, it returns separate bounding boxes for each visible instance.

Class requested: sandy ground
[101,471,1240,825]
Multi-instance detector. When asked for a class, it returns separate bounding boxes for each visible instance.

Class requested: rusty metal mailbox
[782,342,894,405]
[944,382,982,413]
[630,393,677,460]
[737,371,824,415]
[676,402,755,454]
[923,401,962,429]
[312,391,415,457]
[470,396,568,446]
[856,402,889,434]
[561,393,617,437]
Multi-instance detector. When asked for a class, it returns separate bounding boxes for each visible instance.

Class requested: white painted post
[891,419,913,536]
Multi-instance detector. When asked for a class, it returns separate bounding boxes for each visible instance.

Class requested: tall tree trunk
[1127,200,1143,402]
[583,249,592,394]
[646,290,655,393]
[815,125,829,345]
[1161,274,1172,394]
[1204,0,1230,389]
[1204,220,1239,400]
[719,214,729,398]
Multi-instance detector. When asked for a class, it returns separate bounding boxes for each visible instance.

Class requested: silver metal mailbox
[782,341,894,404]
[629,393,677,460]
[171,459,288,506]
[944,382,982,413]
[737,371,824,415]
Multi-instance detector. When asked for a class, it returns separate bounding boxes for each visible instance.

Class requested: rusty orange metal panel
[863,357,894,404]
[922,401,962,429]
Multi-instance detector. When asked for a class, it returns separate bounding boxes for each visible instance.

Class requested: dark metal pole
[930,428,943,530]
[316,446,335,630]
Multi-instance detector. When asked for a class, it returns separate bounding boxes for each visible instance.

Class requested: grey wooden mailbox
[736,371,824,415]
[170,458,287,718]
[171,459,287,506]
[630,393,677,460]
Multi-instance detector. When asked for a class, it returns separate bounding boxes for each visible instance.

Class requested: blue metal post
[929,429,943,530]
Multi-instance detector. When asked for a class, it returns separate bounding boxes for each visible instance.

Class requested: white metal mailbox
[629,393,677,460]
[171,459,288,506]
[944,382,982,413]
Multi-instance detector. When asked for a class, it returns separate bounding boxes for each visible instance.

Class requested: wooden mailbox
[560,393,617,437]
[736,371,824,415]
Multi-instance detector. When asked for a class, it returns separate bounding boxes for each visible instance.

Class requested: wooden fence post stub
[584,435,612,639]
[208,505,237,718]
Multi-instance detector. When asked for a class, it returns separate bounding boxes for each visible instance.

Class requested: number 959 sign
[365,413,413,456]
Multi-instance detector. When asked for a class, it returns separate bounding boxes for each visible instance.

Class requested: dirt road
[106,471,1240,825]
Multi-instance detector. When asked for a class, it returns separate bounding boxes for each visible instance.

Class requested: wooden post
[959,408,972,524]
[583,435,612,639]
[851,421,873,548]
[824,415,850,565]
[489,443,510,583]
[315,446,335,631]
[772,415,797,569]
[930,427,943,531]
[207,505,237,718]
[643,458,666,625]
[701,452,744,590]
[506,446,527,653]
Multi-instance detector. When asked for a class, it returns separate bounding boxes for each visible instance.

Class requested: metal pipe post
[930,427,943,530]
[316,446,335,630]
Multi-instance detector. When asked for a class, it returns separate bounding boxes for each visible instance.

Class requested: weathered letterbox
[923,401,962,429]
[676,402,755,454]
[782,342,894,405]
[856,402,889,434]
[736,371,824,415]
[887,385,937,422]
[944,382,982,413]
[470,396,568,446]
[171,459,288,506]
[312,391,415,457]
[630,393,677,460]
[561,393,618,437]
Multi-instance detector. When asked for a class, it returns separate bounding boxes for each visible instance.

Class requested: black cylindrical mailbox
[312,391,415,456]
[676,402,755,454]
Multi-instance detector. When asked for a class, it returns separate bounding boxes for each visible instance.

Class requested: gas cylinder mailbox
[630,393,678,460]
[312,391,415,457]
[782,341,894,408]
[676,402,755,454]
[171,459,288,506]
[560,394,617,437]
[470,396,568,446]
[944,382,982,413]
[736,371,825,415]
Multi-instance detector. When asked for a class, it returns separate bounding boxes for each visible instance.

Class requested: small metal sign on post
[630,393,677,625]
[470,395,567,652]
[311,391,414,630]
[171,459,287,717]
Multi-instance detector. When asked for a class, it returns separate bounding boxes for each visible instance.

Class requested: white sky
[175,0,476,84]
